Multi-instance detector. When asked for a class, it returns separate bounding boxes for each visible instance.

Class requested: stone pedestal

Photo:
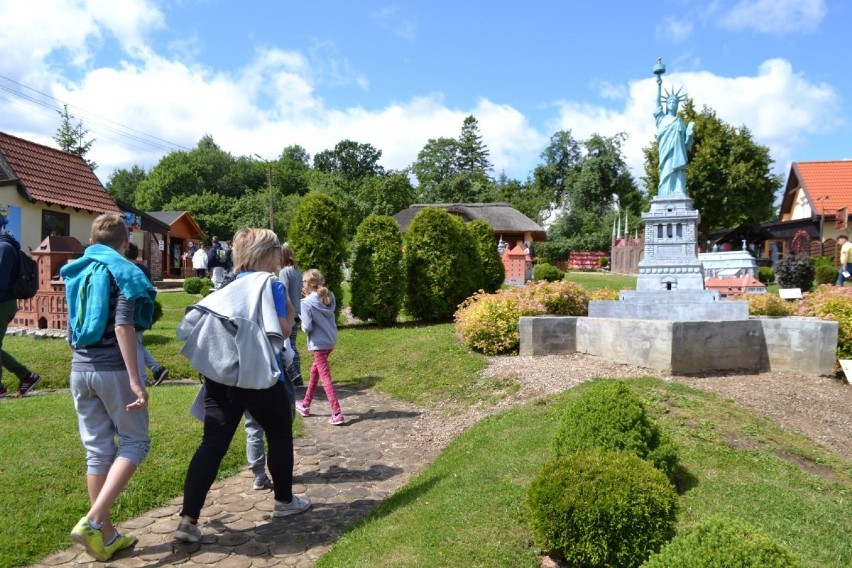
[637,195,704,291]
[588,194,748,321]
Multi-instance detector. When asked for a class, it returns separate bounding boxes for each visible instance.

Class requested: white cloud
[720,0,827,34]
[657,16,694,42]
[551,58,841,188]
[370,4,417,41]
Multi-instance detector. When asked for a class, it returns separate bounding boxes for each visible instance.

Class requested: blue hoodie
[301,291,337,351]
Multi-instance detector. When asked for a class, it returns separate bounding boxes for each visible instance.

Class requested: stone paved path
[35,384,437,567]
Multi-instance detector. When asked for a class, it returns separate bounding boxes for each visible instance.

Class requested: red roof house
[0,131,119,254]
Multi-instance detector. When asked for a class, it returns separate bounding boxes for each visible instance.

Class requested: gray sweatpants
[71,370,150,475]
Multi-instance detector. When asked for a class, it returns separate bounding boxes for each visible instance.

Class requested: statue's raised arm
[652,59,691,197]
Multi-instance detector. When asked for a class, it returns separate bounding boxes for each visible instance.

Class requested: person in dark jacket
[0,233,41,397]
[207,236,230,289]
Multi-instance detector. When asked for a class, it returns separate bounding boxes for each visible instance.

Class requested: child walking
[295,269,344,425]
[62,214,156,561]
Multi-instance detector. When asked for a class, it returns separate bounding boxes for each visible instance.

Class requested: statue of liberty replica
[654,61,694,197]
[590,59,746,320]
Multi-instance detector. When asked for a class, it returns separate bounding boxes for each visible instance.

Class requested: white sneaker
[174,519,201,543]
[272,494,311,517]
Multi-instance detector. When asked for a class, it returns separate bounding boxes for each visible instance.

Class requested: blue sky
[0,0,848,191]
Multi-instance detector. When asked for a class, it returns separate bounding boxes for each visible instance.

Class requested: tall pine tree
[54,105,97,170]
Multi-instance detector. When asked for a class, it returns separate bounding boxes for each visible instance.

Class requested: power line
[0,74,192,153]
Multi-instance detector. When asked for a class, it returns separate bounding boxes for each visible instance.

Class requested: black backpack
[10,249,38,299]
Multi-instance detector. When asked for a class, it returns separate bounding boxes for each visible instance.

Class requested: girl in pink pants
[294,269,343,425]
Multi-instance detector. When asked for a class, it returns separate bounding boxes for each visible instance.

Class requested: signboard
[836,207,848,231]
[0,204,22,239]
[778,288,803,300]
[840,360,852,383]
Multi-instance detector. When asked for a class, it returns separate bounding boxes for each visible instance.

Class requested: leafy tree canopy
[313,139,385,181]
[106,164,147,203]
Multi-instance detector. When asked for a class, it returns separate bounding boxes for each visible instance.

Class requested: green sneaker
[104,532,137,559]
[70,516,107,561]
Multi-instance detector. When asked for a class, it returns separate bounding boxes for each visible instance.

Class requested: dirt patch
[406,354,852,465]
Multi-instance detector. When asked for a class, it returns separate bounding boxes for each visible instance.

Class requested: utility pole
[254,154,275,231]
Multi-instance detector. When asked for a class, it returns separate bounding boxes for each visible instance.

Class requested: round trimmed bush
[404,207,481,322]
[527,448,678,567]
[642,514,800,568]
[758,266,775,285]
[288,193,347,317]
[552,380,678,480]
[532,262,564,282]
[815,264,838,286]
[774,253,814,291]
[467,219,504,293]
[350,214,404,325]
[183,276,212,294]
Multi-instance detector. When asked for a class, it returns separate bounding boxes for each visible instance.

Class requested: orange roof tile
[0,132,118,214]
[791,161,852,217]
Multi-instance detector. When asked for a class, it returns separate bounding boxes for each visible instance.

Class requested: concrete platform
[519,315,838,376]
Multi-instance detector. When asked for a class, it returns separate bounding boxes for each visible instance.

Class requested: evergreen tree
[54,104,97,170]
[457,115,492,174]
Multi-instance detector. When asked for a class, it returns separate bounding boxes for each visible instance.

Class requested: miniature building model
[502,244,532,286]
[705,276,766,298]
[13,236,84,329]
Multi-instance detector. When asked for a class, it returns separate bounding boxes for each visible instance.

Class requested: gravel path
[407,353,852,462]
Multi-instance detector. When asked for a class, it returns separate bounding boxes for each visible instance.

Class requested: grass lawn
[0,290,499,567]
[564,270,637,291]
[316,378,852,568]
[0,385,250,568]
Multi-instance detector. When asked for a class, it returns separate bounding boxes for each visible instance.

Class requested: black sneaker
[0,385,8,398]
[152,367,169,386]
[17,373,41,397]
[291,376,304,388]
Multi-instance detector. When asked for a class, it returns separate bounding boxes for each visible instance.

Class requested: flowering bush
[588,288,621,301]
[796,285,852,359]
[454,281,590,355]
[738,293,795,317]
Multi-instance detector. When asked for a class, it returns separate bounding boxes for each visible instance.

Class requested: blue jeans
[837,263,851,286]
[134,330,161,385]
[245,371,295,478]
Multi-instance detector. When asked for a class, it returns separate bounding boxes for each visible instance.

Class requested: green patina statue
[653,59,694,197]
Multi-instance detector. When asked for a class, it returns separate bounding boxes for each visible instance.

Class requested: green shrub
[467,219,504,293]
[183,277,212,294]
[815,264,838,286]
[552,380,678,480]
[350,215,404,325]
[740,293,795,316]
[528,280,588,316]
[797,284,852,359]
[454,281,590,354]
[774,253,814,291]
[812,255,834,268]
[289,193,347,317]
[532,262,564,282]
[152,299,163,325]
[404,207,481,322]
[758,266,775,284]
[642,514,800,568]
[527,448,678,568]
[598,256,609,268]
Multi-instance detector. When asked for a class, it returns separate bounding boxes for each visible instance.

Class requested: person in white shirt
[192,245,209,278]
